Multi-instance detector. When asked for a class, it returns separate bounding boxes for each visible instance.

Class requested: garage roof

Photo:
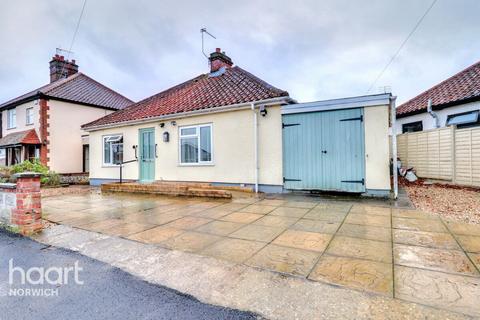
[282,93,392,115]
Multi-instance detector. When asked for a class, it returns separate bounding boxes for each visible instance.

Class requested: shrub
[11,159,49,175]
[10,159,60,186]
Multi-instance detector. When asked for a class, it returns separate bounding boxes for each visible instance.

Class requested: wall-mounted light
[171,121,177,126]
[163,131,170,142]
[159,122,165,128]
[259,105,267,117]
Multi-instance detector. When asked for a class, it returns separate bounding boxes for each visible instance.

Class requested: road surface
[0,230,259,320]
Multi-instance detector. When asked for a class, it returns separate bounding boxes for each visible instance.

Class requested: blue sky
[1,0,479,105]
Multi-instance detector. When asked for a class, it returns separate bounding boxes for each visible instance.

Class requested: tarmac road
[0,230,260,320]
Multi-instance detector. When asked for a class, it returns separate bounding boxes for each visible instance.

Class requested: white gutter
[251,103,259,193]
[390,96,398,199]
[83,96,294,132]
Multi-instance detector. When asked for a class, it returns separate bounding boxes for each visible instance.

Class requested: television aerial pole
[200,28,216,63]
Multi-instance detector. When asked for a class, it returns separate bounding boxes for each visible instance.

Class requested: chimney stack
[209,48,233,72]
[49,54,79,83]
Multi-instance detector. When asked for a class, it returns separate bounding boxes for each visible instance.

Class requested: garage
[281,94,393,195]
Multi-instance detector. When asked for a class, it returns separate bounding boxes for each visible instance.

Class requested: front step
[101,182,233,199]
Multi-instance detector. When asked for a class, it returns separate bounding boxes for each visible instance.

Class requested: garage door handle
[322,150,327,154]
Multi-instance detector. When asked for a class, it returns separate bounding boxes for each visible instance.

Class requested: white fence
[396,126,480,187]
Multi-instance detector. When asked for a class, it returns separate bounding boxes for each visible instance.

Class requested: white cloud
[0,0,479,105]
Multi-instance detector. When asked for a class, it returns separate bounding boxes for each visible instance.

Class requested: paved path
[0,230,258,320]
[31,224,474,319]
[42,192,480,317]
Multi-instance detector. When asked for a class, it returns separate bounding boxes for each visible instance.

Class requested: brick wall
[0,172,43,235]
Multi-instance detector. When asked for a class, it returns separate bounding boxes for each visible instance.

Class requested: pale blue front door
[139,128,155,183]
[282,108,366,192]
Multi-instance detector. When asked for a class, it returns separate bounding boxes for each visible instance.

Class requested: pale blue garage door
[282,108,365,193]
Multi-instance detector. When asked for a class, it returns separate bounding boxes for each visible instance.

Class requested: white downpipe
[251,103,259,193]
[390,96,398,199]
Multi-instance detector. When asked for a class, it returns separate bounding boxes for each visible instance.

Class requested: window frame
[26,107,34,125]
[446,110,479,127]
[102,134,124,166]
[7,108,16,129]
[402,121,423,133]
[178,123,214,166]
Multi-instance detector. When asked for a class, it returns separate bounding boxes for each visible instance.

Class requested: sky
[1,0,479,106]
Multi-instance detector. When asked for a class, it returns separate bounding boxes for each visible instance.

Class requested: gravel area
[401,179,480,224]
[41,185,98,198]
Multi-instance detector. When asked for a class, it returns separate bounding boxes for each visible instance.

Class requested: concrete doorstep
[32,225,471,320]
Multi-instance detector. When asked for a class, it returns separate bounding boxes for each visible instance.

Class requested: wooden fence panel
[396,126,480,187]
[396,127,453,180]
[454,127,480,187]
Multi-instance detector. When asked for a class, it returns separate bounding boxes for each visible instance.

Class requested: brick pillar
[10,172,43,235]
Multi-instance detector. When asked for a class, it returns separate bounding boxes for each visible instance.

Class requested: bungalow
[83,49,392,195]
[396,60,480,133]
[0,53,132,173]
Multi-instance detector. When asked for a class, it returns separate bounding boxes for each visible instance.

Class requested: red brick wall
[39,99,50,167]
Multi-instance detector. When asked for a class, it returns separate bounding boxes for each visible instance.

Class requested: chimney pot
[216,48,221,53]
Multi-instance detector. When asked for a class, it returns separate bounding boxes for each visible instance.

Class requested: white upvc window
[7,109,16,129]
[26,107,34,125]
[179,124,213,165]
[103,135,123,165]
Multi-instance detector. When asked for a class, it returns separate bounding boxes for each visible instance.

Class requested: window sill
[6,127,16,130]
[102,164,122,168]
[178,163,214,167]
[26,123,34,126]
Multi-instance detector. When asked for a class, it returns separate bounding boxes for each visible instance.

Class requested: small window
[26,107,34,125]
[103,135,123,165]
[179,124,212,164]
[0,149,5,159]
[402,121,423,133]
[7,109,16,129]
[446,110,479,128]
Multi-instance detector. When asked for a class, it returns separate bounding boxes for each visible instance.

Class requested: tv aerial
[200,28,216,60]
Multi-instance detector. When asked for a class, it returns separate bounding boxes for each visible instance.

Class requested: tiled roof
[397,61,480,117]
[0,129,40,147]
[82,66,289,129]
[0,73,133,110]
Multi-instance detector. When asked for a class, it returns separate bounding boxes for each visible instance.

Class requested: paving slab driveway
[42,192,480,317]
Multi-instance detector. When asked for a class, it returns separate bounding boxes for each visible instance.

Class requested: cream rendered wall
[48,100,113,173]
[89,106,284,186]
[364,105,391,191]
[2,101,40,137]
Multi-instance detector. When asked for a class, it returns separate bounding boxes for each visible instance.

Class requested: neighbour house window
[446,110,479,128]
[402,121,423,133]
[103,135,123,165]
[26,107,34,125]
[0,149,5,159]
[7,109,16,129]
[179,124,212,164]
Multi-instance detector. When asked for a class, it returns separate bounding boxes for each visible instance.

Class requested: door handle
[155,144,158,158]
[322,150,327,154]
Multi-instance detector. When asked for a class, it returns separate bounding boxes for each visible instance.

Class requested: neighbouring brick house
[0,53,132,173]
